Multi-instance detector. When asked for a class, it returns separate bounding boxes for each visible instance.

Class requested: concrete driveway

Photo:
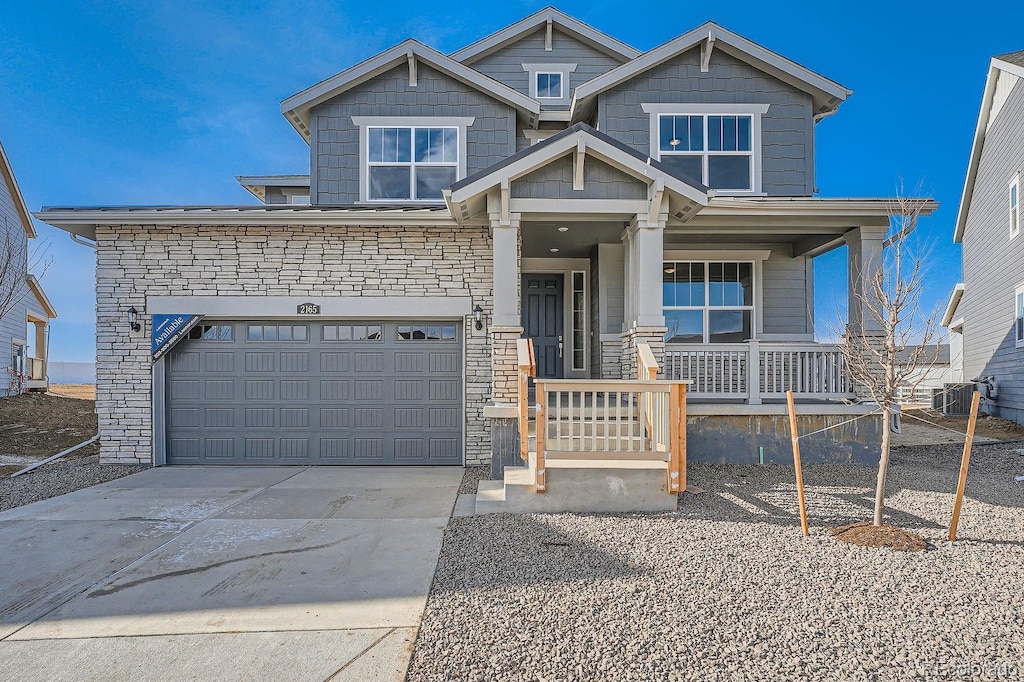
[0,466,461,682]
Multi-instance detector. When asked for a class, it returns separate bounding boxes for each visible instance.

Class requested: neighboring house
[0,139,56,396]
[946,50,1024,425]
[39,8,931,470]
[895,344,951,402]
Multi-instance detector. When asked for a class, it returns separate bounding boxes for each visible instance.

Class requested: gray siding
[511,155,647,200]
[470,28,623,111]
[597,48,816,196]
[762,248,813,336]
[265,187,288,204]
[0,175,38,395]
[311,63,517,204]
[960,77,1024,423]
[599,243,625,333]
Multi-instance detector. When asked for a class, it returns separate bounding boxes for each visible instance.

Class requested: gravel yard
[409,444,1024,681]
[1,392,146,510]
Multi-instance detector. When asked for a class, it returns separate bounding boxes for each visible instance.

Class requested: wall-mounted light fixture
[128,306,141,332]
[473,305,484,331]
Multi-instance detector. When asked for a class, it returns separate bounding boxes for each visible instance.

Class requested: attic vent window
[536,72,563,99]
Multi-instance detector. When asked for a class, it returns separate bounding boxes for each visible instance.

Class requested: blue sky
[2,1,1022,362]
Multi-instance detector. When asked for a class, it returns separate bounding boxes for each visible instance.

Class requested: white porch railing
[663,341,853,403]
[26,357,46,381]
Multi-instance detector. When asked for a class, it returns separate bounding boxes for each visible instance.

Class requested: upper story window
[1011,174,1020,239]
[367,126,458,201]
[642,103,769,194]
[536,72,563,99]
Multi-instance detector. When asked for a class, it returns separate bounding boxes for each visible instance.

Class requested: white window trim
[351,116,473,204]
[664,249,770,342]
[522,63,577,106]
[1015,282,1024,348]
[1010,173,1020,240]
[642,103,769,195]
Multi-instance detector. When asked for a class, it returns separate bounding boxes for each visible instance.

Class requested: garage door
[164,320,463,465]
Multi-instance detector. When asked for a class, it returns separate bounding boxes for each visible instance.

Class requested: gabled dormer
[451,7,638,118]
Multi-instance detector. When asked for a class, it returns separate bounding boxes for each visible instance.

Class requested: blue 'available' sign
[152,314,204,361]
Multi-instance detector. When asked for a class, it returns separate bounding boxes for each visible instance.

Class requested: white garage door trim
[149,296,475,467]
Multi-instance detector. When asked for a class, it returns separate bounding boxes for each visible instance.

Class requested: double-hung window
[663,261,754,343]
[1011,174,1020,239]
[657,114,754,191]
[367,126,458,201]
[1016,284,1024,348]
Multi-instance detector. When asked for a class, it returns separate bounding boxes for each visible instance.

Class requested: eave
[953,56,1024,243]
[0,140,37,239]
[942,283,965,327]
[571,22,852,122]
[26,274,57,319]
[281,39,541,141]
[35,205,460,241]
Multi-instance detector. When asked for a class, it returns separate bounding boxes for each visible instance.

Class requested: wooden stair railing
[516,338,536,462]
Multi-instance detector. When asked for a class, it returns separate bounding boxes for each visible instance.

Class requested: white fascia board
[703,196,938,218]
[281,40,540,140]
[235,175,311,187]
[34,208,461,239]
[572,22,851,118]
[0,140,37,239]
[941,283,965,327]
[449,129,708,207]
[954,61,1004,243]
[450,7,640,63]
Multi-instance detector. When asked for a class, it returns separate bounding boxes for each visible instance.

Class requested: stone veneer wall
[95,224,493,466]
[600,338,623,379]
[620,327,666,379]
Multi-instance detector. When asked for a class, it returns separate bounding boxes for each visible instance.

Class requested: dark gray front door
[164,320,463,465]
[521,274,563,379]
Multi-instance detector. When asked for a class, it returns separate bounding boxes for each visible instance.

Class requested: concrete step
[474,456,677,515]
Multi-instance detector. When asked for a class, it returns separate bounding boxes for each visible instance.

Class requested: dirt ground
[0,393,99,475]
[902,406,1024,441]
[48,384,97,400]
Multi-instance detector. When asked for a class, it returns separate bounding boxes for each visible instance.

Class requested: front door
[521,274,564,379]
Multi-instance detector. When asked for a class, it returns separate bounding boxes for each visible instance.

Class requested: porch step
[474,455,677,515]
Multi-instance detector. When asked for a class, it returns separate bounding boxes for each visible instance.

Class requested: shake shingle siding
[469,28,623,110]
[311,63,516,204]
[961,78,1024,423]
[597,48,815,196]
[511,155,647,200]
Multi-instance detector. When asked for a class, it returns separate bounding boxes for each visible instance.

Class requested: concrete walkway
[0,466,461,682]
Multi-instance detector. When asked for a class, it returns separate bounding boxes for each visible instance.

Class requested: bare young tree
[0,217,52,322]
[840,190,942,527]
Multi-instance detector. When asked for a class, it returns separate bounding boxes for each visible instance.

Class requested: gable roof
[0,139,36,238]
[450,6,640,64]
[26,274,56,319]
[572,22,851,121]
[281,40,541,140]
[446,122,708,223]
[953,53,1024,243]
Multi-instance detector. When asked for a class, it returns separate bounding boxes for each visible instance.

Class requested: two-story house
[1,139,56,396]
[40,8,921,479]
[944,51,1024,425]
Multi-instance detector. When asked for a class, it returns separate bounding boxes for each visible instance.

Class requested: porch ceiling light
[664,266,676,274]
[557,226,569,232]
[549,248,559,253]
[127,306,141,332]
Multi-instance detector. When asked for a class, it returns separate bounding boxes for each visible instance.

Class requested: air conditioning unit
[937,383,976,417]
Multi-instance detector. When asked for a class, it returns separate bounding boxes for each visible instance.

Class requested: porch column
[621,215,667,377]
[845,225,886,399]
[490,216,522,403]
[845,226,886,334]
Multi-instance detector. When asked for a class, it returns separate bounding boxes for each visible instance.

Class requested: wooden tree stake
[948,390,981,542]
[786,390,810,537]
